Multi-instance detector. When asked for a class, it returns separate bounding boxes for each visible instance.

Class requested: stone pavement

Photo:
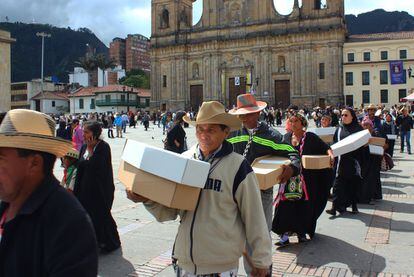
[54,122,414,277]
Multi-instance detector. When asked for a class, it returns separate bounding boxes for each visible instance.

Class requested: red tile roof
[31,91,69,100]
[69,85,151,98]
[347,31,414,42]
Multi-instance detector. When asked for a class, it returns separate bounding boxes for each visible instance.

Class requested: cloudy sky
[1,0,413,46]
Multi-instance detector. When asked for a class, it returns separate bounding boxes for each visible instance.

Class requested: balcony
[95,99,147,108]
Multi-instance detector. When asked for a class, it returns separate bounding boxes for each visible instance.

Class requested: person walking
[71,118,84,151]
[165,111,187,154]
[107,114,115,138]
[227,94,300,276]
[127,101,272,277]
[272,113,334,246]
[326,107,365,216]
[396,107,413,154]
[74,121,121,254]
[381,113,398,157]
[114,113,123,138]
[0,109,98,276]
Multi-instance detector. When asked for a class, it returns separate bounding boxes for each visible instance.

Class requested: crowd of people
[0,94,412,276]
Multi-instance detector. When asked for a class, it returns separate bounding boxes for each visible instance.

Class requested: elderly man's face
[0,148,29,202]
[196,124,229,155]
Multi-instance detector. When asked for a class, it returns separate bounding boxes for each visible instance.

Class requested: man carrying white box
[126,101,272,277]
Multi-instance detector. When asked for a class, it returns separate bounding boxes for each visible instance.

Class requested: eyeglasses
[341,114,349,117]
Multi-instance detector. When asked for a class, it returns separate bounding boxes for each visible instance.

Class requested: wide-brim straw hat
[228,94,267,115]
[0,109,72,158]
[64,148,80,160]
[366,104,377,110]
[183,101,241,131]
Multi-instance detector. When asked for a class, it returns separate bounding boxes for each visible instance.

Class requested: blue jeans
[400,130,411,154]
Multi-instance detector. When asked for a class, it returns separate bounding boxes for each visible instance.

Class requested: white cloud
[1,0,413,45]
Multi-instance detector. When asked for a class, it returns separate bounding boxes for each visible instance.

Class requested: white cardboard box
[307,127,336,136]
[308,127,336,143]
[331,129,371,157]
[387,134,397,140]
[369,145,384,156]
[251,156,291,190]
[119,161,201,210]
[121,139,210,188]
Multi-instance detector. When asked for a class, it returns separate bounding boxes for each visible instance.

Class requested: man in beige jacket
[127,101,272,277]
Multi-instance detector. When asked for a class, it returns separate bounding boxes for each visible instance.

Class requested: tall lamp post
[36,32,51,98]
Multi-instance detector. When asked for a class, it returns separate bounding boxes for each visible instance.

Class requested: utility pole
[36,32,51,98]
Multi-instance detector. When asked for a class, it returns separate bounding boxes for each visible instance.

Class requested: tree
[119,69,150,89]
[76,54,116,87]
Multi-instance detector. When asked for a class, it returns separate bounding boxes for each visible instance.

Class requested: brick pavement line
[383,194,414,200]
[365,206,393,245]
[129,249,172,277]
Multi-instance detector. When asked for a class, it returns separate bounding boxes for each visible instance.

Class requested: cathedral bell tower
[151,0,195,37]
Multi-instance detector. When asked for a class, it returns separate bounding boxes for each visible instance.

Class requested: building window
[380,51,388,60]
[380,70,388,85]
[52,101,55,107]
[400,49,407,59]
[319,63,325,79]
[362,90,370,104]
[345,95,354,107]
[380,89,388,103]
[363,52,371,61]
[163,75,167,87]
[362,71,370,85]
[347,53,354,62]
[345,72,353,86]
[90,98,95,109]
[79,99,84,109]
[121,95,126,102]
[399,89,407,102]
[105,95,111,101]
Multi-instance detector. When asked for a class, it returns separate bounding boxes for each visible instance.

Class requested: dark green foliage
[119,69,150,89]
[0,22,108,83]
[346,9,414,35]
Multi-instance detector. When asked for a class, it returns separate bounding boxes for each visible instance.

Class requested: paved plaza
[54,122,414,277]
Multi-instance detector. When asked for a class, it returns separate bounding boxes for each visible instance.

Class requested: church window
[192,63,200,78]
[319,63,325,79]
[161,9,170,28]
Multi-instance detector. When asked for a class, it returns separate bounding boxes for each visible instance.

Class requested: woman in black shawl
[74,121,121,253]
[272,113,334,247]
[326,108,364,216]
[360,117,386,203]
[165,111,187,154]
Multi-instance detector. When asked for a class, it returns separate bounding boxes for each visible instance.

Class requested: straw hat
[64,148,80,159]
[183,101,241,131]
[228,94,267,115]
[0,109,72,158]
[366,104,377,110]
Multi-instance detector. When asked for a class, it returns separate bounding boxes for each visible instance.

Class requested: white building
[343,31,414,108]
[69,85,150,114]
[30,91,69,114]
[69,66,126,87]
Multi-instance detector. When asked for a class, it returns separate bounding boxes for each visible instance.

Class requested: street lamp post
[36,32,51,98]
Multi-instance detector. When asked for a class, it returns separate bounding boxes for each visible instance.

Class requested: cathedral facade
[150,0,346,111]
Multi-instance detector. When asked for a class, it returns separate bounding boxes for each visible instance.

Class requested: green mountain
[0,22,108,83]
[346,9,414,35]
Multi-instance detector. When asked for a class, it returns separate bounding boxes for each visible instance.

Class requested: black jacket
[0,176,98,276]
[166,123,186,154]
[228,122,301,179]
[396,115,413,132]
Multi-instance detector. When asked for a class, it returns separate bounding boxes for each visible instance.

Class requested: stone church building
[150,0,346,111]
